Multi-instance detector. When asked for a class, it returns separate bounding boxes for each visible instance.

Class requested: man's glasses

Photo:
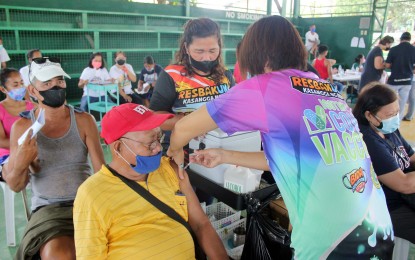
[121,133,165,152]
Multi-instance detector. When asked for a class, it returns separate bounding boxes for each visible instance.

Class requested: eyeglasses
[32,57,61,64]
[121,133,164,152]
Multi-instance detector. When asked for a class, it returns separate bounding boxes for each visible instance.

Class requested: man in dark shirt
[359,35,394,92]
[385,32,415,120]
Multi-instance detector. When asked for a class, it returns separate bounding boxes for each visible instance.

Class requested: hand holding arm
[191,149,270,171]
[168,106,218,179]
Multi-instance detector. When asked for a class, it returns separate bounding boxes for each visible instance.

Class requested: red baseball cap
[101,104,174,144]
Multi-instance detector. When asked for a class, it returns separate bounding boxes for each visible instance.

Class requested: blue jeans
[80,95,111,112]
[388,84,411,120]
[404,81,415,120]
[332,81,345,93]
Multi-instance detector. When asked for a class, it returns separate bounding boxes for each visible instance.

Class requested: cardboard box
[269,196,292,232]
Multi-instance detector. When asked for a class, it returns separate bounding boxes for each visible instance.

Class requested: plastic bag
[241,191,293,260]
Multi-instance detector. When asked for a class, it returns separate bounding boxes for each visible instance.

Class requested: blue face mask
[118,141,162,174]
[7,87,26,101]
[311,28,316,33]
[375,114,400,134]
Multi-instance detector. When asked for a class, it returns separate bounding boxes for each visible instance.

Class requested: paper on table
[134,82,150,94]
[18,108,45,145]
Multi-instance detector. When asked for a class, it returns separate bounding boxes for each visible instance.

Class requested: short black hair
[400,32,411,41]
[318,45,328,55]
[355,54,364,63]
[239,15,307,75]
[144,56,154,65]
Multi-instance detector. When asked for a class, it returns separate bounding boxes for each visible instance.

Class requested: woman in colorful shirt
[168,15,394,259]
[0,68,34,180]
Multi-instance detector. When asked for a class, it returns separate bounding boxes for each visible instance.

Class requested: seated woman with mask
[352,83,415,245]
[0,68,34,181]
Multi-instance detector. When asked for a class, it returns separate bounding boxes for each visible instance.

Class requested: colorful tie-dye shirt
[206,69,394,259]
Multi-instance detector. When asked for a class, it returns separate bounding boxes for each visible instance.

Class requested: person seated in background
[0,68,34,181]
[352,83,415,245]
[351,54,365,72]
[312,44,344,93]
[78,52,113,112]
[137,55,162,107]
[305,24,319,58]
[109,51,143,105]
[73,104,227,260]
[19,49,42,101]
[3,58,104,259]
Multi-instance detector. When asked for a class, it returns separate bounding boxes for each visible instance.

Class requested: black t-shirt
[139,64,163,84]
[386,42,415,86]
[359,46,383,89]
[360,124,414,211]
[149,67,235,113]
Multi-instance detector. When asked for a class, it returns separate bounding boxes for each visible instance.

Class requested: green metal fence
[0,5,250,100]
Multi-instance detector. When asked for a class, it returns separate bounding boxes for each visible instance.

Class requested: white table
[332,73,361,83]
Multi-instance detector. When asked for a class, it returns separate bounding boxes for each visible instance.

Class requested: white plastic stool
[393,236,411,260]
[0,181,16,247]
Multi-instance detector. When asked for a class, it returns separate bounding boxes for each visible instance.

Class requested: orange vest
[165,64,232,113]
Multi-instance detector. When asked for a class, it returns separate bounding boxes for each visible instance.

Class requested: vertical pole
[5,8,11,27]
[267,0,272,15]
[14,30,20,51]
[185,0,190,17]
[82,12,88,29]
[293,0,300,18]
[281,0,287,17]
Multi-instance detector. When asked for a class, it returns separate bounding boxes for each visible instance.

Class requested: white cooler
[189,129,262,185]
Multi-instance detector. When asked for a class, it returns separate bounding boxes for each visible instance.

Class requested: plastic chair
[86,83,119,128]
[0,181,30,247]
[1,181,16,246]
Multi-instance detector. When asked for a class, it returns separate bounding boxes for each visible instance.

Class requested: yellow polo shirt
[73,157,194,260]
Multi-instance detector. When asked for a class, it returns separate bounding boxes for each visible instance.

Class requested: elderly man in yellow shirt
[73,103,228,260]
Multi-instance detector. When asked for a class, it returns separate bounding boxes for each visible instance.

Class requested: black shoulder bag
[107,165,207,260]
[382,135,415,210]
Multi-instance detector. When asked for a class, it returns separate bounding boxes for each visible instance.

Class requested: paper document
[18,108,45,145]
[135,82,150,94]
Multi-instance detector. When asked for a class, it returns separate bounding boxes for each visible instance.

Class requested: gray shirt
[29,106,92,210]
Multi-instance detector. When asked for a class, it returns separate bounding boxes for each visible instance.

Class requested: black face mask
[116,59,126,65]
[189,55,218,73]
[39,86,66,108]
[385,47,391,51]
